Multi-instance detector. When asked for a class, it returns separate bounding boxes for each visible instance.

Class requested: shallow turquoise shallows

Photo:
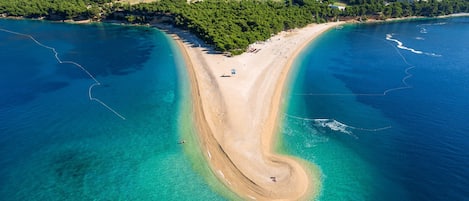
[280,17,469,201]
[0,19,227,201]
[2,17,469,201]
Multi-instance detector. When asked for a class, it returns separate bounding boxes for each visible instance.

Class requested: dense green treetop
[1,0,468,54]
[115,0,332,52]
[0,0,111,19]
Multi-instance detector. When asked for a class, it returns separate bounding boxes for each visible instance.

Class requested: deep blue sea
[0,19,233,200]
[281,17,469,200]
[2,17,468,201]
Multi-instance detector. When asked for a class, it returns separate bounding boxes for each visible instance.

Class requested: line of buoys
[284,113,392,138]
[0,28,126,120]
[294,33,420,97]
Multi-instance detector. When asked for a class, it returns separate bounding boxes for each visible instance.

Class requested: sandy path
[160,22,343,200]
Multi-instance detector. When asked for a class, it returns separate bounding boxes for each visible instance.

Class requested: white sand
[166,22,344,200]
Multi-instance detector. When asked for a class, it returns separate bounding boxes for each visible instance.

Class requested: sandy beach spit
[161,21,343,200]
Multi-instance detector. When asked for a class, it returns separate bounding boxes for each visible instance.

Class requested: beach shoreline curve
[164,22,343,200]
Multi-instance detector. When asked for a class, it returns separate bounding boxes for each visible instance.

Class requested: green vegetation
[1,0,468,54]
[343,0,469,19]
[111,0,337,52]
[0,0,111,20]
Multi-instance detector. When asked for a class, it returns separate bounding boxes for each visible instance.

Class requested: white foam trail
[0,28,126,120]
[284,113,391,138]
[419,22,447,27]
[417,22,447,34]
[386,34,424,54]
[294,32,442,97]
[386,34,441,57]
[313,118,355,137]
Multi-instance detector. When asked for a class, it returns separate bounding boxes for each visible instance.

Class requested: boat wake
[419,27,428,34]
[385,33,441,57]
[0,28,126,120]
[284,113,391,139]
[418,22,447,34]
[294,32,443,97]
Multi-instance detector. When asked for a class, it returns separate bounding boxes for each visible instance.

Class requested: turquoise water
[0,19,227,200]
[281,17,469,200]
[3,17,469,201]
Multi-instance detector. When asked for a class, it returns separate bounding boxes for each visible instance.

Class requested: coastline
[1,14,468,201]
[2,13,467,200]
[358,12,469,24]
[1,14,469,200]
[163,22,343,200]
